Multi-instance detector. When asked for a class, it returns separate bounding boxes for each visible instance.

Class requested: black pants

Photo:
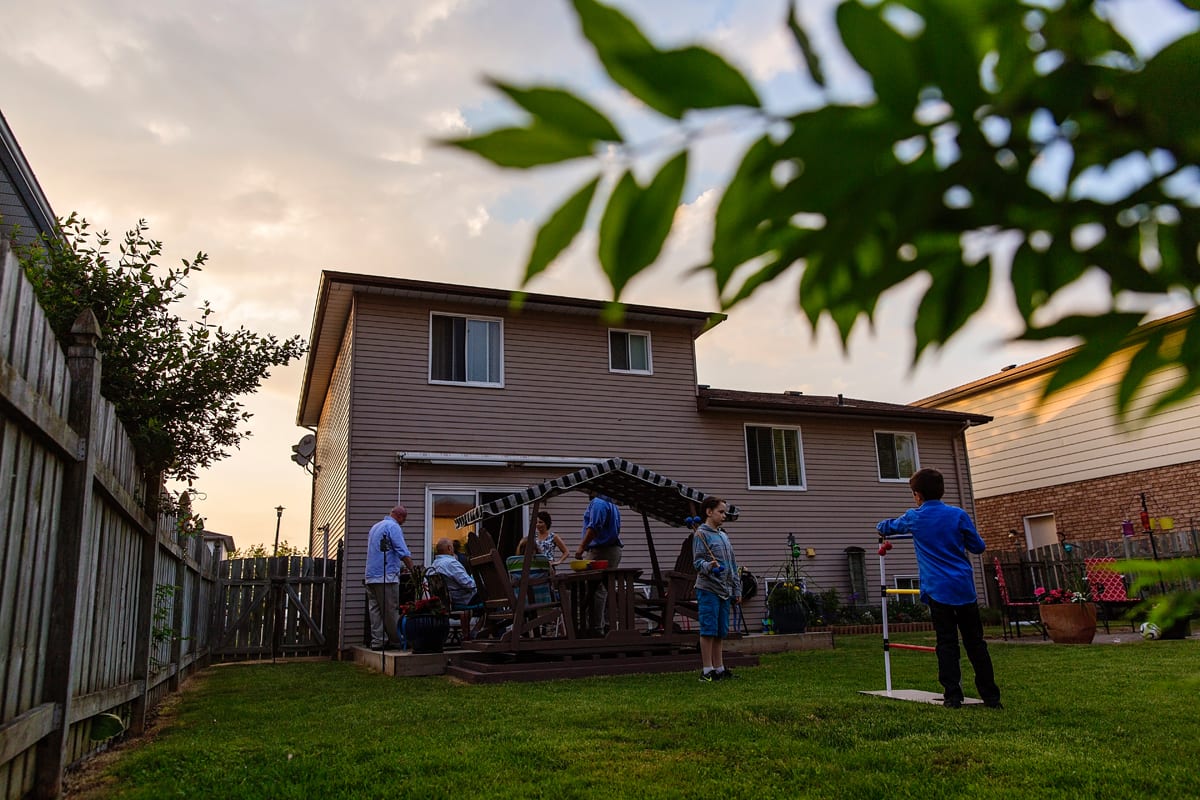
[928,599,1000,704]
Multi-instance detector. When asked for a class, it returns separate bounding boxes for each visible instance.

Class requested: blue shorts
[697,589,731,638]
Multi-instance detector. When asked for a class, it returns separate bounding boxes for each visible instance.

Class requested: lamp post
[273,505,284,556]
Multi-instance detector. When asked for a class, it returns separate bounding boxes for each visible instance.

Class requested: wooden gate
[212,549,342,661]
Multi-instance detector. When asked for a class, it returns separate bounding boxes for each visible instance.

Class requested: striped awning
[452,457,741,529]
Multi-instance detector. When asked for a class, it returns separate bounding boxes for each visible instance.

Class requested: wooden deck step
[445,651,759,684]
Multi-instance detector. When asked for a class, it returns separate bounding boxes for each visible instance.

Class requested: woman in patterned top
[517,511,570,564]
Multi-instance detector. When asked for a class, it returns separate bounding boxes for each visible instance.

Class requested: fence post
[35,310,102,798]
[128,476,163,736]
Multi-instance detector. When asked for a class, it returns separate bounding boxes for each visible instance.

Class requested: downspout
[952,420,987,602]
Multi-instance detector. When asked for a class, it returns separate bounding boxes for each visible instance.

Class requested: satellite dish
[291,453,310,467]
[293,434,316,458]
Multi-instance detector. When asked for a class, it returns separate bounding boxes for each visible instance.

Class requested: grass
[70,634,1200,799]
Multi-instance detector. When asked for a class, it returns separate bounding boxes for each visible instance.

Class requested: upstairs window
[609,330,652,374]
[745,425,805,489]
[875,431,918,481]
[430,313,502,386]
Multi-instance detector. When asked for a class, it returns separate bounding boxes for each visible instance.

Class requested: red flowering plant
[401,596,448,617]
[1034,584,1095,604]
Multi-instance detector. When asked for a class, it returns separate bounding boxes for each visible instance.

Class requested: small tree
[18,215,307,486]
[229,541,308,559]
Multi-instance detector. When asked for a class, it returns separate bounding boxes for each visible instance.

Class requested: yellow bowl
[570,559,590,571]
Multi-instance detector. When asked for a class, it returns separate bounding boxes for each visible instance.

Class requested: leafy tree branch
[18,215,307,484]
[445,0,1200,416]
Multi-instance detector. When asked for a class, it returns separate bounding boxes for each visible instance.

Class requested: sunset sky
[3,0,1194,549]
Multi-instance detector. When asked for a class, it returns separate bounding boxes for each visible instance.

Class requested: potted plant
[1035,586,1097,644]
[766,581,808,634]
[402,595,451,653]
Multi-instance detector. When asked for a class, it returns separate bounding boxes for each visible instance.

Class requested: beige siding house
[915,309,1200,554]
[297,271,992,649]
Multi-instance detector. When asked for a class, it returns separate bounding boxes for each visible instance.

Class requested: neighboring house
[296,271,991,650]
[0,109,57,246]
[201,531,237,562]
[916,309,1200,555]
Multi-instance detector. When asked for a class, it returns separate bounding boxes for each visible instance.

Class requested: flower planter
[769,602,808,635]
[1040,602,1097,644]
[405,613,450,653]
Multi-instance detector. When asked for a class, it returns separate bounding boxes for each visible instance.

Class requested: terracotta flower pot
[1040,602,1097,644]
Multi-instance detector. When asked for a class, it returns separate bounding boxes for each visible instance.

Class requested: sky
[2,0,1195,550]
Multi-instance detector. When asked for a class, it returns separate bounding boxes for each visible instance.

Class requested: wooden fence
[0,238,221,799]
[212,553,342,662]
[988,533,1200,606]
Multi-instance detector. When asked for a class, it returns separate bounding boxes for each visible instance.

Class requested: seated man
[427,537,479,608]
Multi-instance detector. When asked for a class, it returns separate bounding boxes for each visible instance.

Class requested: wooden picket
[0,240,228,798]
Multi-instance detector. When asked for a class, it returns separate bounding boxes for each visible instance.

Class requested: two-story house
[916,308,1199,555]
[1,109,57,246]
[296,271,991,650]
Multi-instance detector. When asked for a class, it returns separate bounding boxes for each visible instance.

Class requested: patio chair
[425,572,481,646]
[993,558,1046,640]
[630,533,700,639]
[465,530,568,646]
[1084,557,1141,633]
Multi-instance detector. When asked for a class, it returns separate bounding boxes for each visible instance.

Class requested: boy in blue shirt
[877,468,1002,709]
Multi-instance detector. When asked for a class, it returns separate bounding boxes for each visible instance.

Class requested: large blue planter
[405,614,450,653]
[770,602,808,634]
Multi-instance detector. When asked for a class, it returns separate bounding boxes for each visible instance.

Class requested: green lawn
[72,634,1200,799]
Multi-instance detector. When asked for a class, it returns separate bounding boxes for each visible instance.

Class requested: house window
[430,313,502,386]
[745,425,805,489]
[894,576,920,605]
[609,330,652,374]
[875,431,918,481]
[428,488,527,562]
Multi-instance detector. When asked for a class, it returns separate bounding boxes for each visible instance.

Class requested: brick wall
[976,460,1200,553]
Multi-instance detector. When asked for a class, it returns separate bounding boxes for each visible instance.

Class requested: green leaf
[707,135,782,291]
[441,124,594,168]
[1116,330,1168,416]
[487,80,622,142]
[597,171,640,293]
[572,0,757,119]
[837,1,921,118]
[1009,237,1089,320]
[1023,313,1144,398]
[523,176,600,285]
[915,0,985,113]
[601,152,689,297]
[913,253,990,358]
[787,3,825,88]
[619,47,760,117]
[1133,30,1200,161]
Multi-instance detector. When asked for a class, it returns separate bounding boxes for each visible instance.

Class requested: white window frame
[1024,513,1058,552]
[874,430,919,482]
[893,575,920,605]
[425,485,527,565]
[608,329,653,375]
[744,424,807,491]
[428,312,504,388]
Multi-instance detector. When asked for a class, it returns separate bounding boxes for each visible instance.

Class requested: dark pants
[928,599,1000,704]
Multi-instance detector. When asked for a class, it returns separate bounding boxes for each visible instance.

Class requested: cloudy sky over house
[2,0,1194,548]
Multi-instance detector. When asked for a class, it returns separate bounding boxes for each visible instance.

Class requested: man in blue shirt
[574,489,623,633]
[877,468,1001,709]
[365,505,415,651]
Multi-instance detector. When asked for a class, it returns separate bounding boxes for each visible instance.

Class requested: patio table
[552,567,643,641]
